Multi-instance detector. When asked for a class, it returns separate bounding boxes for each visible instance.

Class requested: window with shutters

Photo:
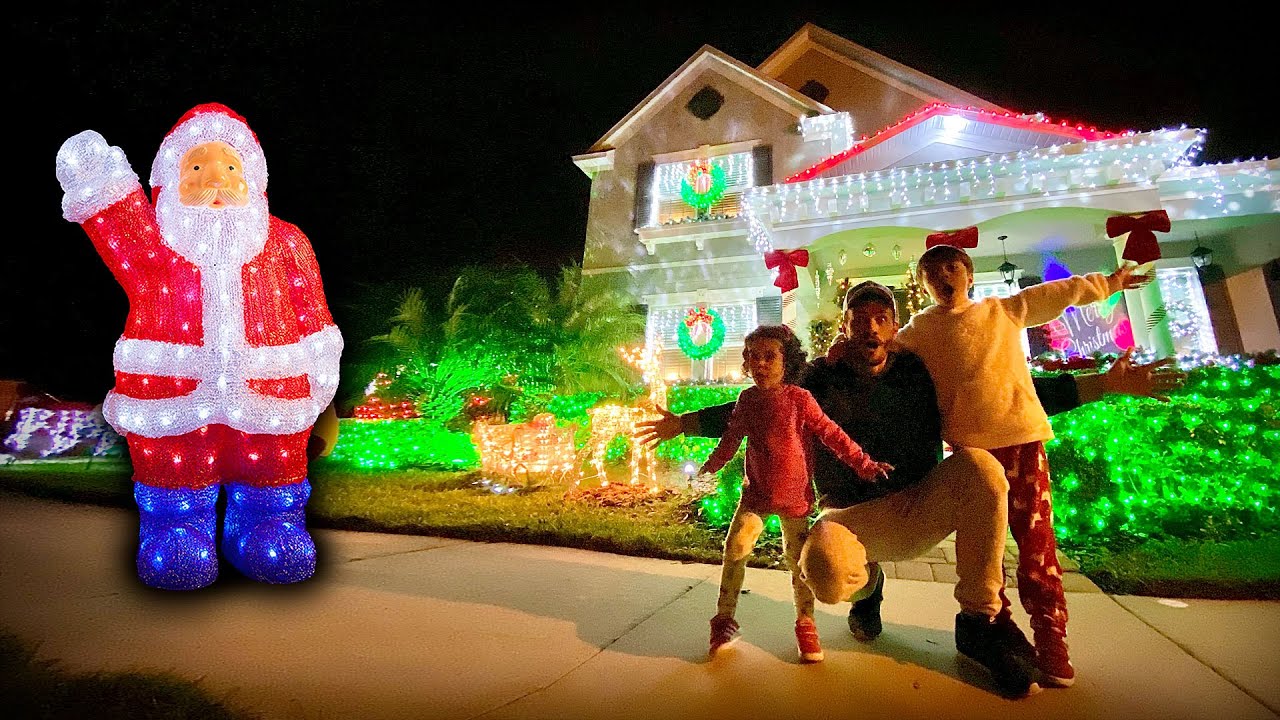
[646,302,758,381]
[636,145,771,229]
[755,295,782,326]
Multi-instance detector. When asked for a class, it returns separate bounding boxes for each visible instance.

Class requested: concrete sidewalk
[0,492,1276,720]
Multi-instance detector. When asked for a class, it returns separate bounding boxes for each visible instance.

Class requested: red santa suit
[57,104,342,489]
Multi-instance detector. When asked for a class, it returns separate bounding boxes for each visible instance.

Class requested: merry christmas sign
[1043,294,1135,357]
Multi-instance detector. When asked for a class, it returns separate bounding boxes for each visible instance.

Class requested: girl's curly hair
[742,324,809,385]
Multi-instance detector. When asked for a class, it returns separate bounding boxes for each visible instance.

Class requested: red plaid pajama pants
[990,441,1069,637]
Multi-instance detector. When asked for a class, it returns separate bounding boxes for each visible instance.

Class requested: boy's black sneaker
[994,610,1037,664]
[955,612,1039,698]
[847,562,885,641]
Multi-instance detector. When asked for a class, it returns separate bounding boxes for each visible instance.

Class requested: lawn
[0,458,788,570]
[1,455,1275,598]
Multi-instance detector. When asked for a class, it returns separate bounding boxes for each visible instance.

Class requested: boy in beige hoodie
[896,244,1146,688]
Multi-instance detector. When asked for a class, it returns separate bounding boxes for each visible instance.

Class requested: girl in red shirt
[699,325,891,662]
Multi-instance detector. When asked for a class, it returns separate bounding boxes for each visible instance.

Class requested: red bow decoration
[1106,210,1170,265]
[764,248,809,293]
[925,226,979,249]
[683,308,714,329]
[686,161,714,194]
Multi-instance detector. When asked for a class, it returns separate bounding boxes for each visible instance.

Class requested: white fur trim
[149,112,268,196]
[106,325,340,438]
[107,325,342,438]
[104,387,321,437]
[57,130,142,223]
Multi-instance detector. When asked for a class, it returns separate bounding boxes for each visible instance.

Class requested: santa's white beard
[154,189,270,268]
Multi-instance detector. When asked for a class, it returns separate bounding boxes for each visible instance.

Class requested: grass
[0,459,133,506]
[0,459,789,569]
[1070,536,1280,600]
[0,630,257,720]
[2,459,1276,596]
[306,465,784,567]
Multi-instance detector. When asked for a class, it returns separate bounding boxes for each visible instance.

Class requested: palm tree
[544,265,646,395]
[444,263,645,398]
[364,287,498,425]
[367,287,442,359]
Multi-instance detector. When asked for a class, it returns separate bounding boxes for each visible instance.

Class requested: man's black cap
[843,281,898,313]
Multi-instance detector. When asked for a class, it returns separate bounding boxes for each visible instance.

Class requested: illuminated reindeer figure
[581,343,666,489]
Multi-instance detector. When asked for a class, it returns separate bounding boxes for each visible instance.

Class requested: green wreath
[680,162,727,211]
[678,307,726,360]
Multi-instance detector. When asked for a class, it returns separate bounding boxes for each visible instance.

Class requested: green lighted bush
[327,385,748,474]
[328,419,479,471]
[1048,364,1280,546]
[666,384,747,414]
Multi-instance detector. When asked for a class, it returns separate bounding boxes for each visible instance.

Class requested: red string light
[785,103,1132,184]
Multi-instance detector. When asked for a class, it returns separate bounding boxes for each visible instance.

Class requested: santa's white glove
[303,325,345,413]
[56,130,140,223]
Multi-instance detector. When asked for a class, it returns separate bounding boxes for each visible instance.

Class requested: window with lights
[1156,267,1218,354]
[647,152,756,227]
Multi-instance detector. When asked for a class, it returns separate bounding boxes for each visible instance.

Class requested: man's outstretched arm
[1034,348,1187,415]
[635,402,733,445]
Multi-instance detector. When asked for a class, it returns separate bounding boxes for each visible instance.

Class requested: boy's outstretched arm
[1002,263,1148,328]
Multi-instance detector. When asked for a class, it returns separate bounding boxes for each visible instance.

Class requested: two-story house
[573,23,1280,381]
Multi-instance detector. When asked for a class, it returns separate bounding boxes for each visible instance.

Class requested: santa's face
[156,141,269,267]
[178,142,249,208]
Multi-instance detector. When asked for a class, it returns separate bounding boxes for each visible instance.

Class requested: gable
[585,45,829,154]
[770,47,930,139]
[759,23,1004,116]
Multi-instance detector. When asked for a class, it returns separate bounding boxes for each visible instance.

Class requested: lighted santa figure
[55,103,342,590]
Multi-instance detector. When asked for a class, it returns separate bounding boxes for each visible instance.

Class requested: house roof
[757,23,1005,112]
[582,45,832,154]
[785,103,1134,183]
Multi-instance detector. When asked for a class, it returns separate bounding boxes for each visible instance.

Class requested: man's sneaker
[708,615,740,656]
[795,617,824,663]
[1034,628,1076,687]
[848,562,885,641]
[955,612,1039,698]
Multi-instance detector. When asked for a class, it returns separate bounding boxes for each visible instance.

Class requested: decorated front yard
[3,264,1278,595]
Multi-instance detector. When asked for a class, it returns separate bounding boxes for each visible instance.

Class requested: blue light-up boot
[134,482,220,590]
[222,479,316,584]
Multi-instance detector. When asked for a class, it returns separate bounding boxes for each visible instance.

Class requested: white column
[1111,232,1174,357]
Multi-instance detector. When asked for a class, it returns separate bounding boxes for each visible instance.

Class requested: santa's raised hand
[56,130,140,224]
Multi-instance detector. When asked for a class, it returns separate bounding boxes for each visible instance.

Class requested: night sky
[6,3,1276,402]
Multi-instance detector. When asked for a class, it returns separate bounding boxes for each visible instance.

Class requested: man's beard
[154,188,270,267]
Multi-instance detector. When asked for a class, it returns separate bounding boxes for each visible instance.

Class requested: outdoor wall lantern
[1190,234,1214,269]
[997,235,1019,287]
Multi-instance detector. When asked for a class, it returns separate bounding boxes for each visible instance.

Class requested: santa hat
[149,103,268,195]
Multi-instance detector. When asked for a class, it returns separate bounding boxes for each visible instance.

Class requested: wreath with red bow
[680,160,727,211]
[677,307,726,360]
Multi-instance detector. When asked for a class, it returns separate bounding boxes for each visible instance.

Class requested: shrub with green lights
[666,383,748,414]
[685,361,1280,545]
[1047,363,1279,546]
[326,419,479,471]
[325,384,751,473]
